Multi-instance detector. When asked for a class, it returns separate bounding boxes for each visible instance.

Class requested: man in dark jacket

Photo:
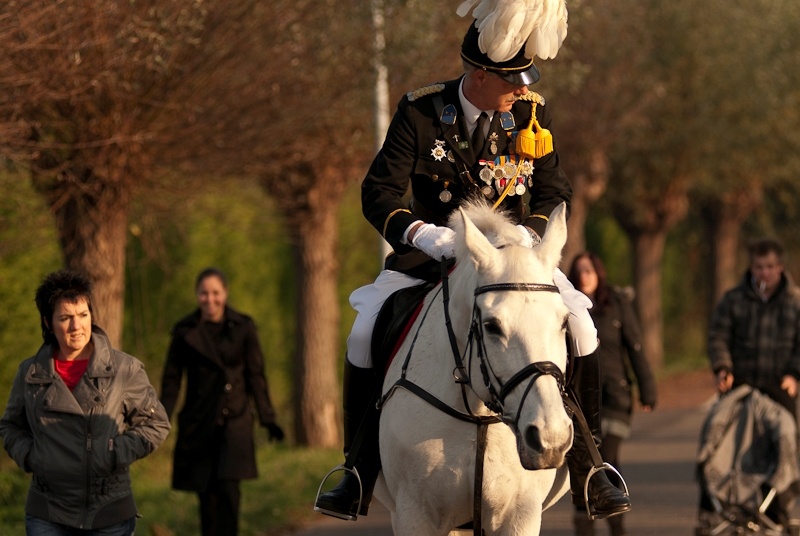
[705,238,800,528]
[708,238,800,417]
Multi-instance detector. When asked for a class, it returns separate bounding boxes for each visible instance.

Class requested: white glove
[515,225,541,248]
[411,223,456,260]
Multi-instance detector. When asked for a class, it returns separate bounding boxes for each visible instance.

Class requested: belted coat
[160,306,278,491]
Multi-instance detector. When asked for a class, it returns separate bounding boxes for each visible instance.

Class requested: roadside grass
[0,440,341,536]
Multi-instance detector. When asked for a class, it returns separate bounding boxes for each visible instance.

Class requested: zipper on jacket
[80,417,93,529]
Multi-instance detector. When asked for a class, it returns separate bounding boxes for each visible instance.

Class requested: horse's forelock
[449,199,518,249]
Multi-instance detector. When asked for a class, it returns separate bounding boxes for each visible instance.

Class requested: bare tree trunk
[45,175,129,348]
[562,150,609,270]
[632,231,666,373]
[701,189,761,309]
[292,204,342,448]
[372,0,393,262]
[563,186,590,270]
[709,215,741,305]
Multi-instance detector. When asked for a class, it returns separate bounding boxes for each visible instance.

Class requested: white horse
[374,200,574,535]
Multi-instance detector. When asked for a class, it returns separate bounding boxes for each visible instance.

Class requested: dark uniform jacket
[362,76,572,281]
[708,271,800,415]
[160,306,277,491]
[0,327,170,529]
[592,287,657,424]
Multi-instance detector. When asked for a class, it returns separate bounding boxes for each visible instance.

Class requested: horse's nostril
[524,425,542,451]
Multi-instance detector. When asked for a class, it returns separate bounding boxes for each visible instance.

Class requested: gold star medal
[431,139,446,161]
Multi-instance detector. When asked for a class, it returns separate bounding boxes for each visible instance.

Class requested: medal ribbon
[492,160,524,210]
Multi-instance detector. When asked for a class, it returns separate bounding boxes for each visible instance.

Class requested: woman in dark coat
[160,267,284,536]
[568,252,658,536]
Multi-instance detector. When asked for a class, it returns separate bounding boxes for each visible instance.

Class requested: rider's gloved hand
[515,225,541,248]
[411,223,456,260]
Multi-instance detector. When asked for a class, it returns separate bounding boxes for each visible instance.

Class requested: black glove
[266,422,285,442]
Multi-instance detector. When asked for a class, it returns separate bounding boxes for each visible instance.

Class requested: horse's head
[448,200,573,470]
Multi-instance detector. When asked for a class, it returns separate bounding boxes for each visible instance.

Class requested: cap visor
[496,65,540,86]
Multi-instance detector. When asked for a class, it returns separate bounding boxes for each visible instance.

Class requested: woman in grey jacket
[0,270,170,535]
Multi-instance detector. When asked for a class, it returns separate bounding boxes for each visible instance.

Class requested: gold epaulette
[518,91,546,106]
[406,83,445,102]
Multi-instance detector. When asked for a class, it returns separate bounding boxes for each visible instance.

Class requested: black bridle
[379,260,567,426]
[458,281,566,424]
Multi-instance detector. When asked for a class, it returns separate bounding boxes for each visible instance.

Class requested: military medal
[439,180,453,203]
[482,185,495,199]
[431,139,446,161]
[447,150,455,163]
[503,162,516,178]
[515,181,526,195]
[479,166,493,183]
[488,132,498,155]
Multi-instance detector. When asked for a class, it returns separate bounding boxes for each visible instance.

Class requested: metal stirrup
[313,465,364,521]
[583,463,630,520]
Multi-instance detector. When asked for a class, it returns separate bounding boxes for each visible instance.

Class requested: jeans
[26,515,136,536]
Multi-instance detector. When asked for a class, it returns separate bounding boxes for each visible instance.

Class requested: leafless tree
[0,1,255,346]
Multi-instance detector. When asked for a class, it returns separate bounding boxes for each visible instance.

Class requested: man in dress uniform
[314,23,631,523]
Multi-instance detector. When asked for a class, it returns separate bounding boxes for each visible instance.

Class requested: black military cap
[460,24,540,85]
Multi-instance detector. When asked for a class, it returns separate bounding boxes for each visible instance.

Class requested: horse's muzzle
[516,422,573,470]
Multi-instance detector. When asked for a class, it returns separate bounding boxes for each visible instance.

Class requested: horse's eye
[483,318,503,336]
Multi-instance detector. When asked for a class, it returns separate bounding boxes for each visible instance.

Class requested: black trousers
[199,479,241,536]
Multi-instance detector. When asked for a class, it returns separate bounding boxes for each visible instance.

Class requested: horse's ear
[458,207,499,272]
[536,203,568,269]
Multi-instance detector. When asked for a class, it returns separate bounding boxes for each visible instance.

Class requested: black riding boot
[567,351,631,520]
[314,360,382,520]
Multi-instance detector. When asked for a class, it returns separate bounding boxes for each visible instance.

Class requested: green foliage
[0,466,27,533]
[0,172,61,393]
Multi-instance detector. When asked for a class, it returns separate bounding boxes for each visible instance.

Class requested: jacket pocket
[93,437,118,477]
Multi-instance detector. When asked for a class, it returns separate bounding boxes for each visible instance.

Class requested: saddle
[370,282,434,376]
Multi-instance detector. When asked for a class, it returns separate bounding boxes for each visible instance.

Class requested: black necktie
[472,112,487,154]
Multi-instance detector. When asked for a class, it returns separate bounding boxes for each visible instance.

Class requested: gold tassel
[515,103,553,160]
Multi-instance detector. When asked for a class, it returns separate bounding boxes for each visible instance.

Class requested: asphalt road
[291,392,799,535]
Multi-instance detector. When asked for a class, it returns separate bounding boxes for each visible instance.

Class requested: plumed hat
[458,0,568,85]
[461,24,540,85]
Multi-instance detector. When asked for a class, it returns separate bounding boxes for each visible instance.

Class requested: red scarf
[53,351,89,390]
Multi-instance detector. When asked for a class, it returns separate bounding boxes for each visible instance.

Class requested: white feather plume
[457,0,568,61]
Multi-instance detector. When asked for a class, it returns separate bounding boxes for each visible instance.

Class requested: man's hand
[715,369,733,394]
[410,223,456,260]
[781,375,798,398]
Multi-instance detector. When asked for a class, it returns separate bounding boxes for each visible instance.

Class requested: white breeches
[346,268,598,369]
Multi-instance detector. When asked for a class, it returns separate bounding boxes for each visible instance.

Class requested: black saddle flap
[371,282,434,375]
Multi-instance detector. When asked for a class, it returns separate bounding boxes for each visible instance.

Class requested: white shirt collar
[459,77,494,133]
